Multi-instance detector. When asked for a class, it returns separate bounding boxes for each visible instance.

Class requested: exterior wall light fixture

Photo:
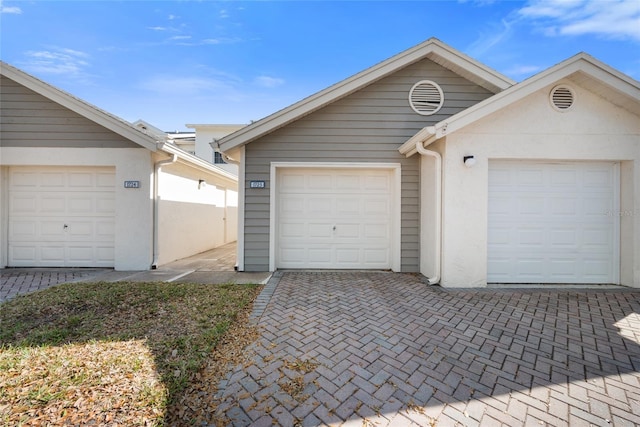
[198,179,206,189]
[463,156,476,168]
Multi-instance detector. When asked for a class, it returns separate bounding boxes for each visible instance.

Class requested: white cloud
[139,75,234,96]
[20,47,90,77]
[0,1,22,14]
[202,37,242,45]
[170,35,192,41]
[468,19,515,57]
[254,75,285,88]
[519,0,640,42]
[148,26,168,31]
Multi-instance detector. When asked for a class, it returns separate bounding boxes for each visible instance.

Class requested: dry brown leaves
[0,340,165,426]
[0,282,263,426]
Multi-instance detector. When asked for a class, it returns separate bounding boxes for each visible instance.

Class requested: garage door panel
[335,198,359,215]
[549,259,576,277]
[69,197,93,213]
[41,196,66,213]
[550,228,577,247]
[488,161,618,284]
[307,197,332,214]
[11,195,37,213]
[550,169,578,186]
[518,229,544,247]
[96,221,115,239]
[8,167,115,267]
[41,172,66,188]
[41,220,66,238]
[551,198,578,215]
[277,167,394,269]
[335,175,359,190]
[41,246,65,263]
[68,172,93,188]
[308,248,331,264]
[309,223,333,238]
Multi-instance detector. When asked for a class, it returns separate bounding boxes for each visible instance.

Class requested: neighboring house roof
[1,61,160,151]
[1,61,237,180]
[218,38,515,153]
[399,52,640,156]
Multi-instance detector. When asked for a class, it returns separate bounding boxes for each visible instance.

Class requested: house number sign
[124,180,140,188]
[250,180,266,189]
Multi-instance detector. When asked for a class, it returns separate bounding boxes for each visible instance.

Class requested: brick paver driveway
[215,272,640,426]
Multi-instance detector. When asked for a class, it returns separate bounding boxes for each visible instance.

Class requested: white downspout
[152,154,177,269]
[415,131,442,285]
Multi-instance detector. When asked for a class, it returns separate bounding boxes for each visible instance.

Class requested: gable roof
[1,61,160,151]
[399,53,640,156]
[218,38,515,154]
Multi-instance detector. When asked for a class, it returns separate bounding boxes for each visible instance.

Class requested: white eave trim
[218,38,514,152]
[1,61,160,151]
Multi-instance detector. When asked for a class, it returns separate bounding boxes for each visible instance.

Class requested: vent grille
[409,80,444,115]
[551,85,575,111]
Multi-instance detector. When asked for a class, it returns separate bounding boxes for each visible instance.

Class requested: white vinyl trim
[269,162,402,272]
[237,146,246,271]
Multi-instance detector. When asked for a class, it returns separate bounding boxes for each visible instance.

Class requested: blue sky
[1,0,639,131]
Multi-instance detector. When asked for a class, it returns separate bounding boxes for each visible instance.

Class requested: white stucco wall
[434,81,640,288]
[187,124,244,175]
[156,160,238,265]
[0,147,154,270]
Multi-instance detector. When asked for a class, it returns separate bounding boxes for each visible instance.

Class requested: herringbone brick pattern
[214,272,640,426]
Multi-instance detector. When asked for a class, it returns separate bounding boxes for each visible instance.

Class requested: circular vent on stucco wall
[550,85,575,111]
[409,80,444,115]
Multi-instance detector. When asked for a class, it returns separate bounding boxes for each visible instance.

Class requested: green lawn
[0,281,261,426]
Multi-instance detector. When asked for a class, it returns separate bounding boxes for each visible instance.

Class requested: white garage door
[8,166,116,267]
[488,161,619,284]
[276,167,395,269]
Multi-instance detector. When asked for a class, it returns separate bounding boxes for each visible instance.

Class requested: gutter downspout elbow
[416,135,442,285]
[213,140,240,165]
[152,154,178,269]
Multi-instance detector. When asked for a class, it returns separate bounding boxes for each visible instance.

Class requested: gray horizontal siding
[243,57,495,272]
[0,75,138,149]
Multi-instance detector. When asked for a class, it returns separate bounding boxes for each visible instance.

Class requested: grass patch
[0,281,261,425]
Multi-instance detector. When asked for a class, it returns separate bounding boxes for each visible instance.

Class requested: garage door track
[214,271,640,426]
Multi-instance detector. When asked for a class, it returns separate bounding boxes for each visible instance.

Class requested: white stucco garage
[401,52,640,288]
[0,61,238,271]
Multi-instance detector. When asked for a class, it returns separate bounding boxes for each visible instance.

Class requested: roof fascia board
[1,62,159,151]
[219,38,514,152]
[425,43,515,92]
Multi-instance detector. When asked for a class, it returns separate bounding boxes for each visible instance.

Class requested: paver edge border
[250,271,282,323]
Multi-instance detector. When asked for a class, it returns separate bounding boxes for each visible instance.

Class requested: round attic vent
[409,80,444,115]
[550,85,575,111]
